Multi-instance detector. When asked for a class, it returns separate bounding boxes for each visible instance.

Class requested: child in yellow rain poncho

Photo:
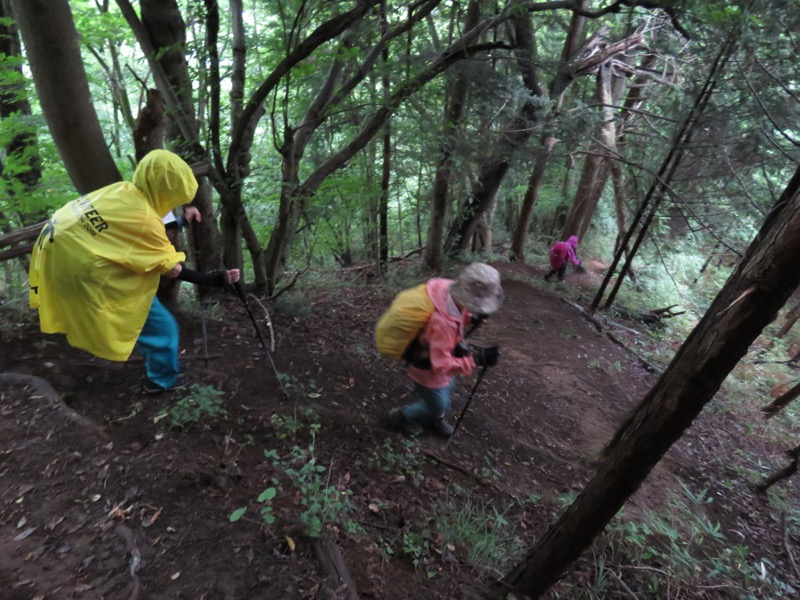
[29,149,240,393]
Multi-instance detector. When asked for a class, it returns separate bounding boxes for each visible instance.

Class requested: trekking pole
[233,282,289,400]
[443,365,489,451]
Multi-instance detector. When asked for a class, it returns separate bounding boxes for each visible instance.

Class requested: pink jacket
[408,278,476,389]
[549,236,581,269]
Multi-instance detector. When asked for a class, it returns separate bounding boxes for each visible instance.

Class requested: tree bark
[138,0,223,280]
[378,2,391,275]
[11,0,120,193]
[777,302,800,338]
[755,445,800,493]
[423,0,479,272]
[0,0,43,226]
[509,1,588,262]
[498,162,800,599]
[561,59,619,240]
[762,381,800,417]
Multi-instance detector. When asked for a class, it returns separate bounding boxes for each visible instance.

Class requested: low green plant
[434,494,525,572]
[231,420,357,538]
[159,384,227,429]
[600,478,796,597]
[367,437,424,479]
[402,530,430,569]
[230,485,278,525]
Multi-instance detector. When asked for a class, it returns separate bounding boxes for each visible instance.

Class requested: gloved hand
[471,313,488,327]
[473,345,500,367]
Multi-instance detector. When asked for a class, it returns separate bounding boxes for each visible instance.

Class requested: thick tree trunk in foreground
[11,0,120,193]
[498,165,800,598]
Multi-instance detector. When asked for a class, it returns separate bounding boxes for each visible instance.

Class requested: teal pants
[135,296,180,388]
[402,379,456,425]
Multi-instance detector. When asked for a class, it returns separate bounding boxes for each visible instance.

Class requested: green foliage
[367,437,424,480]
[434,494,525,572]
[158,385,227,430]
[595,478,797,598]
[233,415,356,539]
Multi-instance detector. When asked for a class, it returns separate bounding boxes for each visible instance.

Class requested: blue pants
[402,379,456,425]
[135,296,180,388]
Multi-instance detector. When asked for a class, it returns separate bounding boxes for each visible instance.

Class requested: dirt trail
[0,261,796,599]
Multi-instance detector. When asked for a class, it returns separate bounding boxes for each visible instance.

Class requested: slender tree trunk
[11,0,120,193]
[423,0,479,272]
[562,62,615,240]
[378,1,391,274]
[139,0,222,279]
[777,303,800,338]
[755,445,800,492]
[510,134,556,262]
[498,163,800,599]
[590,37,737,314]
[762,381,800,417]
[509,2,588,262]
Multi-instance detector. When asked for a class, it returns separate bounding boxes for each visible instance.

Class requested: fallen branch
[422,449,489,487]
[563,299,662,374]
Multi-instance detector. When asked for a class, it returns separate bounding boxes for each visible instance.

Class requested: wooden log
[313,539,360,600]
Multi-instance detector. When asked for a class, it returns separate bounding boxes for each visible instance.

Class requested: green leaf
[257,487,277,502]
[229,507,247,522]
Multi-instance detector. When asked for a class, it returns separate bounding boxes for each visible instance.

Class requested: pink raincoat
[549,235,581,270]
[407,278,476,389]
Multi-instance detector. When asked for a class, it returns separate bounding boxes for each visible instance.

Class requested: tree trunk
[10,0,120,193]
[590,37,736,314]
[378,1,391,275]
[0,0,42,226]
[139,0,222,278]
[562,62,615,240]
[762,381,800,417]
[423,0,479,272]
[777,302,800,338]
[509,133,556,262]
[755,445,800,493]
[498,163,800,599]
[509,2,588,262]
[445,8,542,255]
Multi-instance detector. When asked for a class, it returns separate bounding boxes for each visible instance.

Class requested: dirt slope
[0,261,797,599]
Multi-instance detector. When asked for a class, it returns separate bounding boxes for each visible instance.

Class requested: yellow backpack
[375,283,435,360]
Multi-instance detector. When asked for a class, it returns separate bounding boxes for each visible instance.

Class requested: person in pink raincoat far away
[544,235,582,282]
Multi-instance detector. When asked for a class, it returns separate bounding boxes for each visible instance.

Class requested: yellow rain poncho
[29,150,198,361]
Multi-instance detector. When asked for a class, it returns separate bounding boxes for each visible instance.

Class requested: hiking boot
[142,373,190,395]
[388,408,423,437]
[431,417,455,437]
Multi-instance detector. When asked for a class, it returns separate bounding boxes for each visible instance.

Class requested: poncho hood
[132,150,198,218]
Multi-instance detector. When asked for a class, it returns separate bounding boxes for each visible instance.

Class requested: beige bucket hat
[449,263,504,316]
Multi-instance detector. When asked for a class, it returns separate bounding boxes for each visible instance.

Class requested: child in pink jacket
[545,235,582,282]
[389,263,503,437]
